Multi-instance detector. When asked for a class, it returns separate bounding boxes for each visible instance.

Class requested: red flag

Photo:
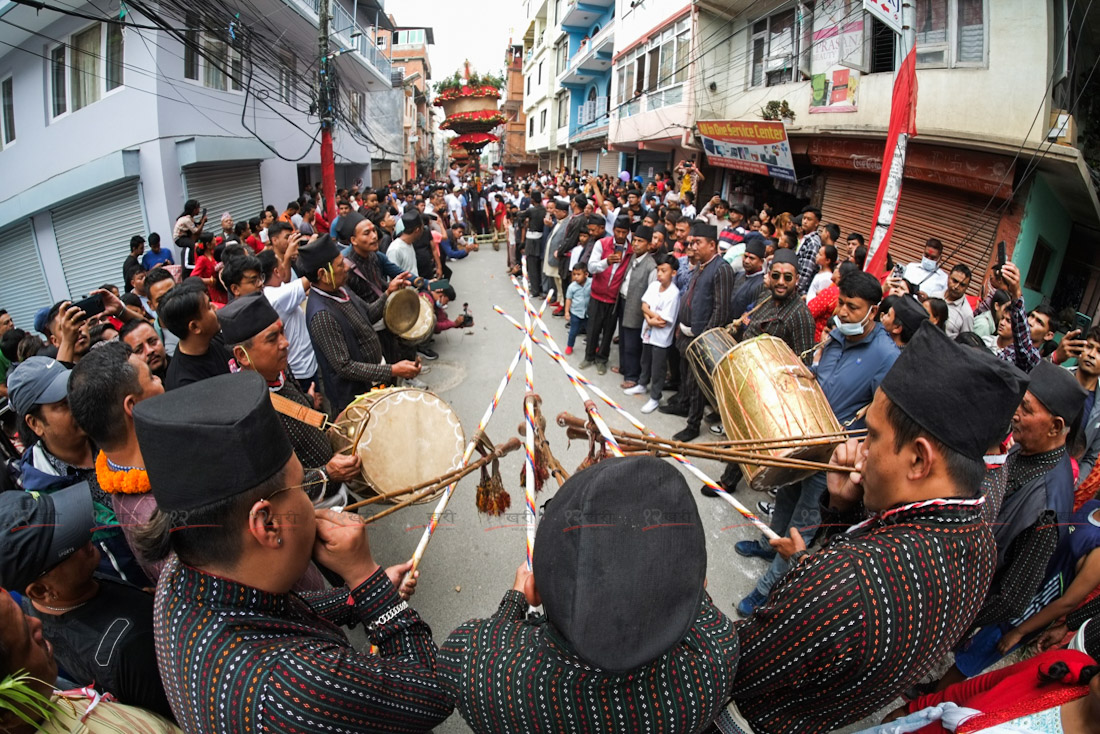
[864,47,919,280]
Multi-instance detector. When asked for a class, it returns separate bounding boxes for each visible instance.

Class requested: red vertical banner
[864,47,918,279]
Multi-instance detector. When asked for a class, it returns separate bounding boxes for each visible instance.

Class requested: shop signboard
[697,120,796,182]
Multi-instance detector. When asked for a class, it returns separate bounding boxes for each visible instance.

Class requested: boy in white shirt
[626,254,680,413]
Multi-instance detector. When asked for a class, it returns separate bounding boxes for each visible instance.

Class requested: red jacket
[589,236,633,304]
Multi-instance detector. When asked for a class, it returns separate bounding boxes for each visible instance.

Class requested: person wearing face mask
[901,237,949,299]
[733,271,900,617]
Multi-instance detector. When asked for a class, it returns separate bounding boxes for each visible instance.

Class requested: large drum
[328,387,465,503]
[686,327,739,410]
[709,335,842,491]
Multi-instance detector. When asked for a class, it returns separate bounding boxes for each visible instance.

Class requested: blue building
[555,0,617,176]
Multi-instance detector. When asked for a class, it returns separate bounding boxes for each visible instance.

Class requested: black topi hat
[218,292,279,345]
[296,234,342,280]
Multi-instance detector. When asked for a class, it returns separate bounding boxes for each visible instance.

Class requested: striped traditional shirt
[731,498,995,733]
[154,558,451,733]
[438,591,739,733]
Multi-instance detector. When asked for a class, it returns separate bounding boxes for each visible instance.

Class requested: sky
[388,0,519,86]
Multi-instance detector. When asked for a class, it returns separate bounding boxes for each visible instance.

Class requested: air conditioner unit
[391,70,404,87]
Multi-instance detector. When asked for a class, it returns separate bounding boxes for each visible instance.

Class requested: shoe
[672,427,699,442]
[757,501,774,516]
[735,540,777,561]
[596,362,607,375]
[700,484,720,497]
[565,346,574,355]
[664,382,679,392]
[613,335,620,344]
[641,398,659,413]
[579,360,593,369]
[705,411,720,423]
[624,384,646,395]
[767,487,778,498]
[736,589,768,618]
[417,346,439,361]
[658,403,688,417]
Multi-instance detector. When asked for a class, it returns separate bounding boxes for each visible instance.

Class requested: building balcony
[284,0,391,88]
[560,0,614,29]
[615,84,685,119]
[558,23,614,86]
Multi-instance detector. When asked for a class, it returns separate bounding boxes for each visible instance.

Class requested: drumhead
[334,388,465,503]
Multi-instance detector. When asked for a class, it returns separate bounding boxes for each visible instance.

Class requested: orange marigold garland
[95,451,152,495]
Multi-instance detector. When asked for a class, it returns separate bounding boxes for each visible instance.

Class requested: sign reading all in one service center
[863,0,902,34]
[697,120,796,182]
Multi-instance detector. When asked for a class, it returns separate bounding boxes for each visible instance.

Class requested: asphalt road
[358,245,767,732]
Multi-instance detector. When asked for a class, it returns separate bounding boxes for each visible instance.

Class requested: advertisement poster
[697,120,796,182]
[810,0,864,113]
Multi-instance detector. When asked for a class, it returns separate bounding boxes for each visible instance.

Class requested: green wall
[1014,175,1071,308]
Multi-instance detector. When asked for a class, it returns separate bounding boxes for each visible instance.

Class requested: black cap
[690,221,717,240]
[771,248,798,267]
[534,457,706,673]
[613,216,632,231]
[1029,359,1087,423]
[587,214,606,228]
[296,234,341,279]
[633,225,653,242]
[400,210,424,233]
[881,322,1031,459]
[0,482,95,590]
[892,295,929,335]
[218,293,279,345]
[745,236,767,259]
[134,372,294,512]
[337,211,365,242]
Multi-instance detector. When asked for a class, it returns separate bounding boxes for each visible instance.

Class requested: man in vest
[581,216,634,375]
[300,234,420,415]
[618,225,658,390]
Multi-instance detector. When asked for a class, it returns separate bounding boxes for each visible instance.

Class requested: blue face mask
[921,256,938,272]
[834,312,870,337]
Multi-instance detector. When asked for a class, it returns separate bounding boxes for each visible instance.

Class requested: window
[749,9,797,87]
[556,92,568,127]
[350,91,364,125]
[556,41,567,71]
[394,30,425,46]
[529,116,535,136]
[50,44,66,117]
[539,108,547,132]
[279,54,296,105]
[526,75,531,95]
[182,15,241,90]
[376,34,387,50]
[1025,238,1054,291]
[183,13,199,80]
[914,0,986,68]
[203,36,228,91]
[613,17,690,105]
[1,77,14,148]
[48,22,126,119]
[538,61,543,85]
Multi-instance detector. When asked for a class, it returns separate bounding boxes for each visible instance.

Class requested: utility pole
[318,0,337,222]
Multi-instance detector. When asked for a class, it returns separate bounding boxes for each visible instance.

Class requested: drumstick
[503,280,625,462]
[403,294,554,584]
[496,303,778,540]
[519,259,538,572]
[345,446,503,511]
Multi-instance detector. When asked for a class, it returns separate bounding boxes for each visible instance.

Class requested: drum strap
[269,392,328,430]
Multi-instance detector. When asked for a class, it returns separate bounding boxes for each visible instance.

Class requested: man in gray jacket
[1071,326,1100,484]
[618,225,658,390]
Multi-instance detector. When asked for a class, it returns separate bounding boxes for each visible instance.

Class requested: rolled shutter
[820,170,1002,297]
[596,148,619,178]
[51,180,145,299]
[579,149,598,173]
[183,162,264,227]
[0,220,51,328]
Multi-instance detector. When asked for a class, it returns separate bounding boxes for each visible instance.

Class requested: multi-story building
[695,0,1100,312]
[383,21,435,179]
[0,0,401,327]
[500,43,539,176]
[556,0,618,176]
[521,0,562,168]
[608,0,697,181]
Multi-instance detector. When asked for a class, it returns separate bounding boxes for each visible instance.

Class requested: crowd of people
[0,162,1098,733]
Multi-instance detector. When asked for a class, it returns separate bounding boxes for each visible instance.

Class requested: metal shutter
[183,162,264,226]
[579,149,598,174]
[52,180,146,299]
[0,220,51,329]
[820,170,1001,297]
[595,148,619,178]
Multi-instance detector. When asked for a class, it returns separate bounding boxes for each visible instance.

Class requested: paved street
[361,246,765,730]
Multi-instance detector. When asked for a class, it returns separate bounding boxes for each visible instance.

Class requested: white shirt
[945,294,975,338]
[387,238,418,276]
[681,204,697,219]
[264,279,319,379]
[445,193,463,222]
[449,169,461,187]
[641,280,680,348]
[493,169,504,187]
[805,270,834,302]
[902,262,948,299]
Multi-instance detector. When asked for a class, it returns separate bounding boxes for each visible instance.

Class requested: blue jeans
[568,314,588,347]
[755,472,827,597]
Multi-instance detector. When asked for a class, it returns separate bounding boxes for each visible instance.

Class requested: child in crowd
[627,254,680,413]
[568,228,591,270]
[564,264,591,356]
